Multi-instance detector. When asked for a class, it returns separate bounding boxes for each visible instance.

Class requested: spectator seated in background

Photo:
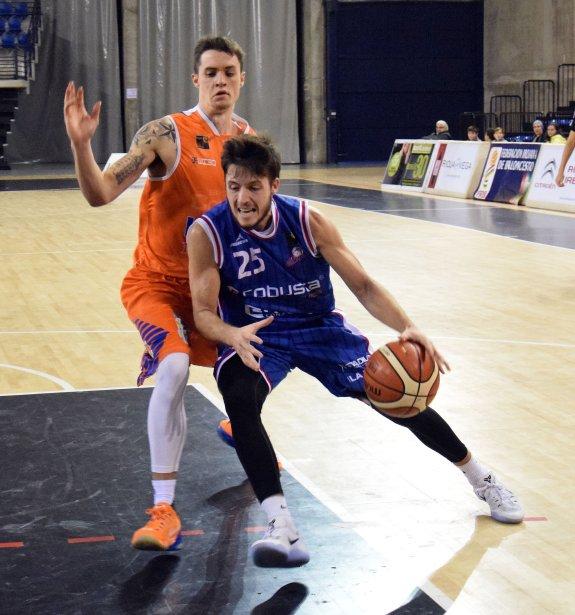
[423,120,452,140]
[466,125,480,141]
[546,122,566,144]
[531,119,546,142]
[485,128,495,142]
[493,126,506,142]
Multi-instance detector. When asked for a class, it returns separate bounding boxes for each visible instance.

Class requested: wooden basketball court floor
[1,165,574,614]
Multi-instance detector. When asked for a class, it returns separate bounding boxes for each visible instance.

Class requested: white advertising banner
[424,141,489,199]
[525,143,575,213]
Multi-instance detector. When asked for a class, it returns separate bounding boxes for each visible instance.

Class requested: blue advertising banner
[474,143,541,204]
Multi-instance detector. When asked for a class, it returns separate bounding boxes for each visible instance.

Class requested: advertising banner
[381,140,437,192]
[400,142,437,189]
[474,143,540,205]
[381,140,411,188]
[524,144,575,213]
[425,141,489,198]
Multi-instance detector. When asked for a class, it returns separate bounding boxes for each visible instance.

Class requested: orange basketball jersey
[131,106,254,279]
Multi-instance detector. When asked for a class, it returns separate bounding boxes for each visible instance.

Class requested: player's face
[193,50,245,114]
[226,165,280,231]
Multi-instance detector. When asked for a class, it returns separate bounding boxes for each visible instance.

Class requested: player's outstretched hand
[399,325,450,374]
[63,82,102,145]
[555,170,565,188]
[231,316,274,371]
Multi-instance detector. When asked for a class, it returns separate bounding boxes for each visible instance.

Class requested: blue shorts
[214,311,372,397]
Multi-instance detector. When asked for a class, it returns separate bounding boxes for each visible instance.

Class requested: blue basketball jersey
[196,194,335,330]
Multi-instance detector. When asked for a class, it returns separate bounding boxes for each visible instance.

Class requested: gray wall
[7,0,299,165]
[301,0,326,163]
[484,0,575,109]
[135,0,299,163]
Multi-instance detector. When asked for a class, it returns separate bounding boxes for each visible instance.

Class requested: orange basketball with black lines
[364,340,439,418]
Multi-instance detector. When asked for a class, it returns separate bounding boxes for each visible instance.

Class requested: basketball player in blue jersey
[187,135,524,567]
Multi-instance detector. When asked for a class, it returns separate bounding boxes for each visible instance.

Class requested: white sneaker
[249,516,310,567]
[474,474,524,524]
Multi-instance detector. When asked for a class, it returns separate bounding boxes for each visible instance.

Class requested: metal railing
[523,79,555,115]
[490,95,522,117]
[0,0,41,80]
[557,63,575,109]
[499,111,543,134]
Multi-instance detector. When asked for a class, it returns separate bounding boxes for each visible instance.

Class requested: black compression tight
[382,407,468,463]
[218,355,469,503]
[217,355,280,503]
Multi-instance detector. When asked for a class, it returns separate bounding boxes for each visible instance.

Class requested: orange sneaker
[217,419,283,471]
[217,418,236,447]
[131,502,182,551]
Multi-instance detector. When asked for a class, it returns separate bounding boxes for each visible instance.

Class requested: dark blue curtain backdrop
[326,0,484,162]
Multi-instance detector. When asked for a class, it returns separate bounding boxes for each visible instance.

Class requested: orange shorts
[121,267,216,385]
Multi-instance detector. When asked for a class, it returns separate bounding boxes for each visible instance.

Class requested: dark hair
[193,36,245,73]
[486,128,495,140]
[467,125,479,133]
[222,134,281,182]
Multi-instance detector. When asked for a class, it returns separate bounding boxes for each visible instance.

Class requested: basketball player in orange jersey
[64,36,253,551]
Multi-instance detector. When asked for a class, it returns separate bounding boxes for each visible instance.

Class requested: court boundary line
[364,332,575,349]
[1,329,572,350]
[308,196,575,253]
[283,176,575,219]
[0,383,152,397]
[0,363,75,391]
[0,330,137,334]
[0,248,133,256]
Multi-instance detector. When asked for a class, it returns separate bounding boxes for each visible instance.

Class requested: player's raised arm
[309,207,449,372]
[64,81,168,206]
[187,222,273,371]
[556,129,575,187]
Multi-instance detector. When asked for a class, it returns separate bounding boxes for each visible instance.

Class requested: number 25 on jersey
[233,248,265,279]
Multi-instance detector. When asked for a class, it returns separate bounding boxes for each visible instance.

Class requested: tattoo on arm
[132,124,156,146]
[158,120,176,143]
[132,119,176,147]
[113,152,145,185]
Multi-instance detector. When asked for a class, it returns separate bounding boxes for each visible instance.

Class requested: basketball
[364,340,440,418]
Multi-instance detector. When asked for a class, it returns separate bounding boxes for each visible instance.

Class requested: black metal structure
[557,63,575,111]
[490,94,522,118]
[523,79,555,115]
[0,1,42,169]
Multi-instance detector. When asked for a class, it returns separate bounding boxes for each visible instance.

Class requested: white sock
[458,457,494,489]
[261,494,293,523]
[152,479,176,505]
